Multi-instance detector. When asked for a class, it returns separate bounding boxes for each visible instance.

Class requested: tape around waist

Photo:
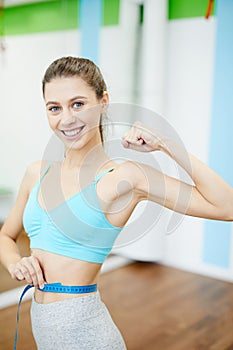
[14,282,98,349]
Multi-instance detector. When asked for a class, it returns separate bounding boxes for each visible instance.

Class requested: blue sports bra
[23,162,124,264]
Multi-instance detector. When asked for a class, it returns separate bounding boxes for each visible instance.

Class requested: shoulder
[26,159,50,176]
[113,161,148,197]
[24,160,52,189]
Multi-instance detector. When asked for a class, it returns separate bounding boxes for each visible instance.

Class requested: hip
[31,289,127,349]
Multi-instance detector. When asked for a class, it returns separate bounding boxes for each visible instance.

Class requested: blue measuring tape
[38,282,97,294]
[14,282,97,350]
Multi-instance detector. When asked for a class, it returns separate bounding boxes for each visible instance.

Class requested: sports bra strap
[94,167,115,183]
[39,161,53,181]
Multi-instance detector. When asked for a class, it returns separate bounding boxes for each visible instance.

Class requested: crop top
[23,162,124,264]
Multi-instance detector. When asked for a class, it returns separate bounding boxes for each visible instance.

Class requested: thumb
[121,138,130,148]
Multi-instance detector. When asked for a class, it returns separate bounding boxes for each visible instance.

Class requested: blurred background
[0,0,232,306]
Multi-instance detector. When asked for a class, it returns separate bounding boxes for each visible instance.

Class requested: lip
[60,126,85,140]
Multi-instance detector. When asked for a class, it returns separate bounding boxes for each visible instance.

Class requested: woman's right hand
[8,256,46,289]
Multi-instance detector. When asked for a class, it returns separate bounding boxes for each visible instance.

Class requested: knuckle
[29,255,36,262]
[15,272,24,281]
[20,266,27,274]
[12,272,19,279]
[30,270,36,277]
[35,267,42,275]
[14,267,20,274]
[16,262,22,269]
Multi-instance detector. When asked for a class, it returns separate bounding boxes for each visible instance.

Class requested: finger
[138,138,145,144]
[123,133,138,145]
[14,269,25,281]
[122,125,148,147]
[121,132,132,143]
[132,123,158,145]
[30,257,45,289]
[22,258,41,287]
[18,263,33,284]
[131,125,146,143]
[24,262,38,286]
[121,138,130,148]
[123,142,145,152]
[122,134,144,149]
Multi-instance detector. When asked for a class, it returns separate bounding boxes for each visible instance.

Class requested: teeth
[63,127,82,137]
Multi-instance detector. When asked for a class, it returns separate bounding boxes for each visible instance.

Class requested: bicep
[133,162,222,220]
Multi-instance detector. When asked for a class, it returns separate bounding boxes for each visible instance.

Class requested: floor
[1,261,233,350]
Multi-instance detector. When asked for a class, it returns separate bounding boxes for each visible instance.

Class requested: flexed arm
[121,122,233,221]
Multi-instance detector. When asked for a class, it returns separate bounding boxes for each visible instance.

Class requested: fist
[121,121,162,152]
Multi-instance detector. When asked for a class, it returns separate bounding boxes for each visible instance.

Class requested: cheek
[47,115,58,130]
[80,110,101,129]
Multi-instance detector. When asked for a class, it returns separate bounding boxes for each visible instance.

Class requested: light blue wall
[79,0,102,63]
[203,0,233,268]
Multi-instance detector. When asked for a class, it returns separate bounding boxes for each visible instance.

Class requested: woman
[0,56,232,350]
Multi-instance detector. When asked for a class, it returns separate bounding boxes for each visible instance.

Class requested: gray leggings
[30,290,127,350]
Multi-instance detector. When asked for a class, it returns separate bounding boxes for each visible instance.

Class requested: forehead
[44,76,95,101]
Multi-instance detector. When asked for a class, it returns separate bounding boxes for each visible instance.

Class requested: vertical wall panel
[203,0,233,268]
[139,0,167,114]
[79,0,102,63]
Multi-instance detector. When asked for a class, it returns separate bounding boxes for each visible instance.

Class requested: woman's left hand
[121,121,162,152]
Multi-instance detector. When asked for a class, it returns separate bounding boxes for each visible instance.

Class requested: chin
[65,135,95,152]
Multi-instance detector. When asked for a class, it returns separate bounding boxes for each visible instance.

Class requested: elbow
[224,213,233,222]
[206,201,233,222]
[219,215,233,222]
[224,200,233,221]
[224,192,233,221]
[218,206,233,222]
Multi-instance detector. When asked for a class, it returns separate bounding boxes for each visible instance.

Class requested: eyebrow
[46,96,88,106]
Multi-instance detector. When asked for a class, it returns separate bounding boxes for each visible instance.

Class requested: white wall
[161,17,233,281]
[0,30,78,193]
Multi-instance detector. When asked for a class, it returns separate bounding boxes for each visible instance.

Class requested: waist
[34,282,98,304]
[38,282,97,293]
[31,247,102,280]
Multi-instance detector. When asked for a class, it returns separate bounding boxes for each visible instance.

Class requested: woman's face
[44,76,108,150]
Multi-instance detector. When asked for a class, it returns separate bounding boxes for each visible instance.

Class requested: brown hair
[42,56,107,143]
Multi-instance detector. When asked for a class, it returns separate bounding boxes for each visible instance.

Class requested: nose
[60,108,76,127]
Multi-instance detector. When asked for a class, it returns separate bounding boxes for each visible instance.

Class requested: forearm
[0,235,22,273]
[160,138,233,217]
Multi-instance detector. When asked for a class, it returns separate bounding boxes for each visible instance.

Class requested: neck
[63,135,110,169]
[63,147,109,169]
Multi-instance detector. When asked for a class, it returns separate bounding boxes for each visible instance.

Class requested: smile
[61,126,85,139]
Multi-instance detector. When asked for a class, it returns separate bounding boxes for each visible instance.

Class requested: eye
[48,106,60,113]
[73,102,84,109]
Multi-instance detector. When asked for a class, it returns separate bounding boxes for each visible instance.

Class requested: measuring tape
[38,282,97,294]
[14,282,98,349]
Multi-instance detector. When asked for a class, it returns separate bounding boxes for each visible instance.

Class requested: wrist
[157,137,173,155]
[7,256,22,273]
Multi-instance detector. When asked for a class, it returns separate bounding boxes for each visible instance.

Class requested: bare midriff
[31,248,102,304]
